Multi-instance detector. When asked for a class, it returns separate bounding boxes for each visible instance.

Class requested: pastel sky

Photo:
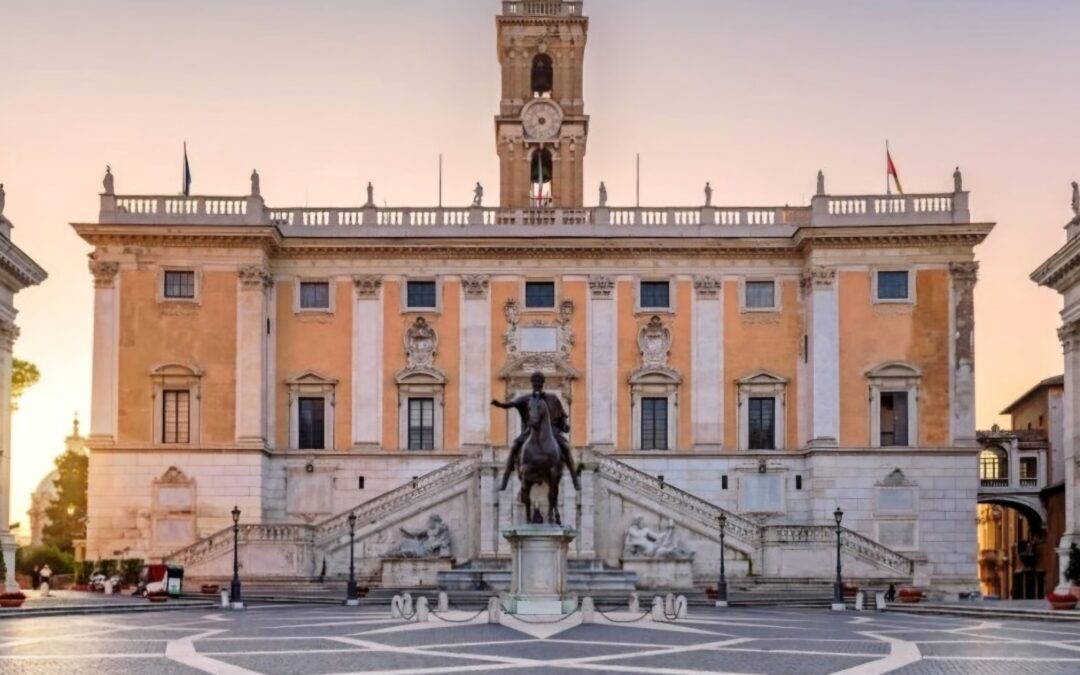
[2,0,1078,535]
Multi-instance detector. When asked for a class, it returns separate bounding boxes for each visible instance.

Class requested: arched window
[531,54,553,98]
[530,148,553,207]
[979,446,1008,481]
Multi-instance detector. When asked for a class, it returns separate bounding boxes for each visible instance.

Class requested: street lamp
[832,506,844,611]
[716,513,728,608]
[230,505,243,609]
[346,512,359,606]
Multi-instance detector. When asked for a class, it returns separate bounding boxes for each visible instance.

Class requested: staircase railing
[166,524,313,568]
[763,525,914,576]
[585,450,761,546]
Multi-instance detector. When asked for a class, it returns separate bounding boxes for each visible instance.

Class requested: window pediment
[286,371,339,387]
[150,362,203,381]
[396,367,447,386]
[866,362,922,381]
[629,365,682,385]
[736,370,788,387]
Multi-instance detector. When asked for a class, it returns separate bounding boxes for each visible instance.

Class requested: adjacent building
[74,1,993,591]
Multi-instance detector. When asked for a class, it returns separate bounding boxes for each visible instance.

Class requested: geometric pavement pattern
[1,605,1079,674]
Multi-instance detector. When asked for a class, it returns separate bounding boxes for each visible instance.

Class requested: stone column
[1055,320,1080,592]
[460,276,491,448]
[236,265,273,447]
[0,319,18,591]
[88,259,120,444]
[802,267,839,447]
[352,276,383,448]
[950,262,979,447]
[693,276,724,450]
[480,460,499,558]
[587,276,616,450]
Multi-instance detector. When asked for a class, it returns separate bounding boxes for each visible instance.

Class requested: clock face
[522,100,563,141]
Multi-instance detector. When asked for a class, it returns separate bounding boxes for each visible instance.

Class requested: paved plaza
[0,604,1078,674]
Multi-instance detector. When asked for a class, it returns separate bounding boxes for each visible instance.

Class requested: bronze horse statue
[519,393,564,525]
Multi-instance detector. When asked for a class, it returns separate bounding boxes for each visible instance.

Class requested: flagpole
[183,141,187,196]
[886,140,890,196]
[438,154,443,208]
[636,153,641,207]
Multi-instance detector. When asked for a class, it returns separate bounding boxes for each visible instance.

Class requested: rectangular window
[640,397,668,450]
[748,397,776,450]
[162,390,190,444]
[721,475,729,490]
[795,475,803,490]
[879,391,909,447]
[1020,457,1038,480]
[639,281,671,309]
[525,282,556,309]
[164,271,196,299]
[299,281,330,309]
[407,281,437,309]
[745,281,776,309]
[298,397,326,450]
[877,271,910,300]
[408,398,435,450]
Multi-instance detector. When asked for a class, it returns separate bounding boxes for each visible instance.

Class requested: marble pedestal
[623,558,694,590]
[381,558,453,587]
[0,530,18,593]
[502,525,577,615]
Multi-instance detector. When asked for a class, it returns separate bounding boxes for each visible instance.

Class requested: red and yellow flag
[887,150,903,195]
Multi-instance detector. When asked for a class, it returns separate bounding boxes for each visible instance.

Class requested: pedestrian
[39,564,53,597]
[32,564,40,589]
[885,583,896,602]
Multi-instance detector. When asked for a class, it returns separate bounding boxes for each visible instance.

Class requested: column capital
[800,266,836,294]
[588,275,614,298]
[1059,320,1080,352]
[238,264,273,290]
[693,275,722,299]
[88,259,120,288]
[0,319,18,351]
[353,275,382,299]
[950,261,979,288]
[461,274,490,299]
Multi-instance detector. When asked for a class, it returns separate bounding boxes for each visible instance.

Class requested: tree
[12,358,39,410]
[41,446,88,552]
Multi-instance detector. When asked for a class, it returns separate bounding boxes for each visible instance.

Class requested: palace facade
[75,1,993,592]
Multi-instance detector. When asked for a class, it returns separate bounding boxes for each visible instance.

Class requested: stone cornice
[0,236,47,290]
[1032,233,1080,291]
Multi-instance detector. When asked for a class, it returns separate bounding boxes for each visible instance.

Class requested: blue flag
[182,142,192,196]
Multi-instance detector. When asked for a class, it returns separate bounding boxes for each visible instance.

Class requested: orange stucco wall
[838,269,951,447]
[490,280,515,446]
[274,279,353,450]
[722,279,802,449]
[117,269,237,445]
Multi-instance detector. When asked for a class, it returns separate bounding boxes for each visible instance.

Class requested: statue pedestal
[381,558,453,587]
[502,525,576,615]
[0,530,19,593]
[623,558,695,590]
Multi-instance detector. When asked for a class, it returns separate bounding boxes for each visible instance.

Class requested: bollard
[581,597,595,624]
[391,594,403,619]
[651,596,666,622]
[664,593,675,616]
[855,592,865,611]
[403,592,413,615]
[220,590,229,609]
[487,596,501,624]
[628,591,640,614]
[416,596,429,622]
[875,592,886,611]
[438,591,449,612]
[40,582,51,598]
[675,595,688,620]
[102,581,112,596]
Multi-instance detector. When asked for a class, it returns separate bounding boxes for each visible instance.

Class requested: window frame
[741,278,779,312]
[403,279,440,312]
[866,362,921,448]
[873,269,916,304]
[161,389,192,445]
[747,396,777,450]
[637,279,673,312]
[296,279,333,313]
[286,372,337,451]
[150,363,202,447]
[639,396,670,451]
[297,396,327,450]
[524,280,557,310]
[407,397,437,451]
[878,390,911,447]
[736,371,787,451]
[157,268,201,304]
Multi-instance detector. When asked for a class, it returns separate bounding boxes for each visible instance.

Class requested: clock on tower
[495,1,589,209]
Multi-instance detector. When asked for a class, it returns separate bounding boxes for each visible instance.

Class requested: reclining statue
[385,514,452,559]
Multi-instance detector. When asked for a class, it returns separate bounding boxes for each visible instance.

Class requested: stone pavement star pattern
[0,605,1079,674]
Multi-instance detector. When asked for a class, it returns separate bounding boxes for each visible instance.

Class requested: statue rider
[492,371,580,492]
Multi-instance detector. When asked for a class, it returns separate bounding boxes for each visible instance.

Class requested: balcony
[502,1,584,17]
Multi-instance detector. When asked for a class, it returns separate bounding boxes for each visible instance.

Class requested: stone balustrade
[762,524,914,577]
[502,1,584,17]
[98,191,970,233]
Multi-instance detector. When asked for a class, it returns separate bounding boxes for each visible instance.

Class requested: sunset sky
[2,0,1079,533]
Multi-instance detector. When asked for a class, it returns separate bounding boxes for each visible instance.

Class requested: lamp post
[716,513,728,608]
[230,505,243,609]
[346,512,359,606]
[832,506,844,611]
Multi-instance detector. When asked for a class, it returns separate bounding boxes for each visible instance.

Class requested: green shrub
[120,559,144,585]
[1066,543,1080,585]
[76,560,93,584]
[97,559,118,578]
[15,545,74,576]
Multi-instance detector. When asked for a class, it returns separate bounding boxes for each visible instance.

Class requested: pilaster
[801,266,839,447]
[89,259,120,445]
[950,262,979,447]
[692,276,724,449]
[235,265,272,447]
[0,319,16,591]
[587,275,616,450]
[1056,320,1080,591]
[352,276,383,448]
[460,275,491,447]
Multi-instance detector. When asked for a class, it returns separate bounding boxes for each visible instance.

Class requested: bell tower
[496,1,589,209]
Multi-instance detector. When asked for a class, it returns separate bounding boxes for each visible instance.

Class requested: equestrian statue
[491,371,580,525]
